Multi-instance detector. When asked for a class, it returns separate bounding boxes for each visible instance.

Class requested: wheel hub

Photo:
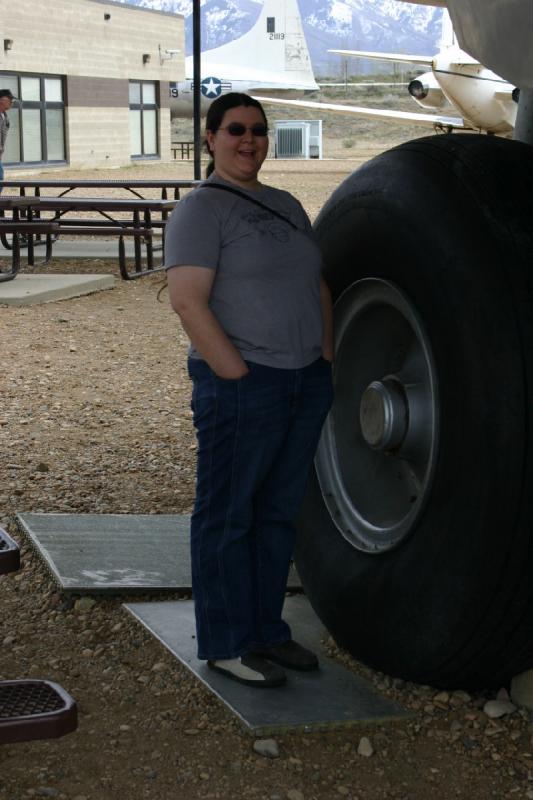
[360,378,408,451]
[315,278,439,553]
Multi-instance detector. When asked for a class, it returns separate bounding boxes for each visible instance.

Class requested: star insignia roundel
[201,77,223,98]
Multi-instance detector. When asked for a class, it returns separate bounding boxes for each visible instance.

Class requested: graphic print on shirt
[241,210,291,243]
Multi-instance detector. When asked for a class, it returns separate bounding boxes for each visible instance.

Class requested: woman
[165,93,333,688]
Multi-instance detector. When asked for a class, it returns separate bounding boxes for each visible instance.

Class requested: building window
[0,73,66,166]
[129,81,158,158]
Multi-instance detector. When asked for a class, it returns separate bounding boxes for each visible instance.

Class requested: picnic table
[1,179,199,200]
[0,195,178,280]
[171,141,194,160]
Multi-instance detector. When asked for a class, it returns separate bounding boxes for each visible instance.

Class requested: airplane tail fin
[191,0,318,90]
[440,8,456,50]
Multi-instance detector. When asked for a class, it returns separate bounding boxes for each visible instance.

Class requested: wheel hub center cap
[360,379,408,451]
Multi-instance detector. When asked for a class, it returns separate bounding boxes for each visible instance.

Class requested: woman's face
[206,105,269,188]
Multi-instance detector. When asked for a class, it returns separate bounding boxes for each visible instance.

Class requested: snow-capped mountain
[118,0,443,76]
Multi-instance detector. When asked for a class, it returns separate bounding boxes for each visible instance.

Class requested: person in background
[0,89,14,193]
[164,92,334,688]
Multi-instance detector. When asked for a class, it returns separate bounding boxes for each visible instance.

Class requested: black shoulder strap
[200,182,298,230]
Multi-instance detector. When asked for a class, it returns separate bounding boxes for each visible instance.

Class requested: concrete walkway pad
[125,595,407,735]
[0,273,115,306]
[16,513,301,593]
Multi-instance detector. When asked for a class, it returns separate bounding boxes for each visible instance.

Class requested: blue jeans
[0,161,3,194]
[188,356,333,660]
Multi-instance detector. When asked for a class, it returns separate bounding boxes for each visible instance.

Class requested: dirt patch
[1,136,533,800]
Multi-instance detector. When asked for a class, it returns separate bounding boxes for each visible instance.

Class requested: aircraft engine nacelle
[408,72,447,110]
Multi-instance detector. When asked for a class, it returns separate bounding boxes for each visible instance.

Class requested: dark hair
[204,93,268,177]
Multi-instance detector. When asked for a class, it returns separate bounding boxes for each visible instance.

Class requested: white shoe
[207,654,286,687]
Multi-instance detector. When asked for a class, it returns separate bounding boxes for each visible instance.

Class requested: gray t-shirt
[164,176,324,369]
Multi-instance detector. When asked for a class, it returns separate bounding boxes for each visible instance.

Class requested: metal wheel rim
[315,278,439,553]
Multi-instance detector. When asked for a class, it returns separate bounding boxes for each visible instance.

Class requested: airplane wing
[330,49,433,68]
[317,82,409,88]
[253,95,466,131]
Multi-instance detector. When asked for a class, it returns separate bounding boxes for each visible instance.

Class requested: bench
[0,220,60,282]
[58,225,155,280]
[0,528,77,744]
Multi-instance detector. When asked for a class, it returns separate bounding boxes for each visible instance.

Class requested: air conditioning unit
[274,120,322,159]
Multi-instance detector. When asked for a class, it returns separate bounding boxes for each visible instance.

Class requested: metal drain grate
[0,680,77,744]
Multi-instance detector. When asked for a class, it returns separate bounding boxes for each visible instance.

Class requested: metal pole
[514,89,533,146]
[192,0,202,180]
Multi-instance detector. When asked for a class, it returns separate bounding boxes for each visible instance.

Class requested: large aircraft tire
[296,134,533,689]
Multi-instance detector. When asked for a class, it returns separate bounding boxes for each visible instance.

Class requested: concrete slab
[0,273,115,306]
[15,513,301,593]
[125,595,408,735]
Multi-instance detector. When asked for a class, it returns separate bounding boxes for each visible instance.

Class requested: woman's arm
[167,266,249,379]
[320,277,334,362]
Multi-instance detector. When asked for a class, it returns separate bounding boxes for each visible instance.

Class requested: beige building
[0,0,185,170]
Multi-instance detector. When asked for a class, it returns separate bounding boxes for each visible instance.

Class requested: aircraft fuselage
[432,54,516,133]
[169,79,312,118]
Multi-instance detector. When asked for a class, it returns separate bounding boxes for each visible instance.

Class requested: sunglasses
[218,122,269,137]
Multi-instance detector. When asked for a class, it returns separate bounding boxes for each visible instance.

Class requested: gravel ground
[2,127,533,800]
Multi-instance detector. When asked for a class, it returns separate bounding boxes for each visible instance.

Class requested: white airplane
[256,9,518,135]
[169,0,318,118]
